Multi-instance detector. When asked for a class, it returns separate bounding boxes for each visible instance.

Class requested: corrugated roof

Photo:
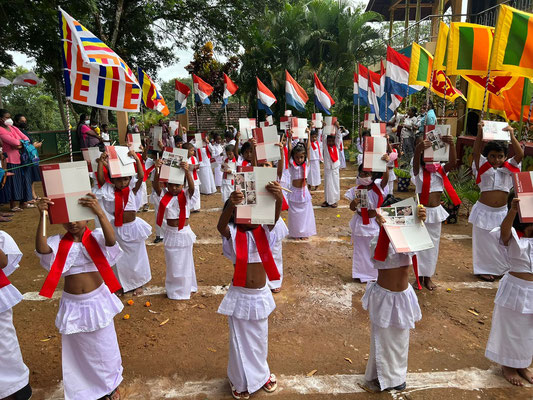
[365,0,446,21]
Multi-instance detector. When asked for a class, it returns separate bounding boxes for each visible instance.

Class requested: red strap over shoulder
[475,159,520,185]
[0,268,11,289]
[39,232,75,298]
[327,145,338,163]
[114,187,130,227]
[156,192,173,227]
[177,191,187,230]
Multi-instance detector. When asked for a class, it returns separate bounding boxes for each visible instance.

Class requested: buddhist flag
[431,70,465,102]
[138,68,169,116]
[408,42,433,88]
[434,21,449,71]
[446,22,493,76]
[59,7,140,112]
[490,5,533,77]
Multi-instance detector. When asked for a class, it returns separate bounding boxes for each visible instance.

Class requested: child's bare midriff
[122,211,136,223]
[292,178,304,188]
[479,190,509,208]
[425,192,443,208]
[63,272,104,295]
[509,271,533,281]
[243,263,267,288]
[377,267,409,292]
[167,218,189,227]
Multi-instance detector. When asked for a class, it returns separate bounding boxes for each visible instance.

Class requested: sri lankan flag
[431,70,465,102]
[434,22,449,71]
[490,5,533,77]
[446,22,493,76]
[138,68,169,116]
[408,42,433,88]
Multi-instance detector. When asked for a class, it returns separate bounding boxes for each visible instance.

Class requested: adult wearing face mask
[0,109,41,211]
[14,114,41,202]
[77,113,102,148]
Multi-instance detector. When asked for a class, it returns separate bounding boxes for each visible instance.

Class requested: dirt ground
[5,162,533,399]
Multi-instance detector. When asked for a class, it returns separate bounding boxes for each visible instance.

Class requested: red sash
[357,183,383,225]
[114,187,130,227]
[97,165,113,188]
[373,227,422,290]
[0,268,10,289]
[242,160,251,167]
[281,195,289,211]
[293,160,307,199]
[190,157,198,180]
[420,165,461,207]
[156,191,187,229]
[39,228,122,298]
[311,140,322,160]
[136,155,155,182]
[327,145,339,163]
[233,226,280,287]
[392,149,399,168]
[476,160,520,184]
[283,146,289,169]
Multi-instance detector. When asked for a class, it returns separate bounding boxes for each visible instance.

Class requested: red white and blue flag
[257,77,277,115]
[285,70,308,112]
[222,73,238,108]
[367,67,381,117]
[353,72,358,105]
[357,64,369,107]
[175,79,191,115]
[193,74,213,105]
[313,73,334,115]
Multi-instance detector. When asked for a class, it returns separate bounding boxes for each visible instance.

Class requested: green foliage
[445,165,479,214]
[522,155,533,172]
[394,167,411,178]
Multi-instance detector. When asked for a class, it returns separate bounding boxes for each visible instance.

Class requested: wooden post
[404,1,410,48]
[415,0,421,42]
[389,8,395,46]
[116,111,128,145]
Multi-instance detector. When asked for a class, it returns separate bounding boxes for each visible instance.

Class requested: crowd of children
[1,113,533,400]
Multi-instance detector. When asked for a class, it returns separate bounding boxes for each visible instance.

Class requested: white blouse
[289,159,308,181]
[414,166,445,194]
[222,224,276,264]
[156,188,197,220]
[0,231,24,313]
[345,179,386,210]
[96,181,144,216]
[492,227,533,274]
[36,229,122,277]
[473,155,520,193]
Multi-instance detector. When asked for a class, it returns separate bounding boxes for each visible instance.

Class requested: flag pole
[480,69,491,121]
[225,104,229,130]
[442,72,447,124]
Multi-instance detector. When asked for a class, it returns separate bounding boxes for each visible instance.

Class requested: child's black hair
[357,164,383,181]
[225,144,236,155]
[175,136,183,143]
[240,141,252,156]
[482,140,509,158]
[290,142,307,161]
[213,132,221,140]
[224,131,234,141]
[362,129,371,137]
[310,128,319,137]
[182,142,193,150]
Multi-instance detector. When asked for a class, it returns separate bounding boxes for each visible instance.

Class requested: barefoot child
[346,160,389,283]
[288,139,316,239]
[412,135,459,290]
[322,122,342,208]
[36,194,124,400]
[362,205,426,392]
[308,129,322,190]
[470,124,522,281]
[217,182,283,399]
[183,143,201,212]
[209,133,224,189]
[153,159,198,300]
[221,145,237,204]
[0,231,32,400]
[486,196,533,386]
[96,150,152,296]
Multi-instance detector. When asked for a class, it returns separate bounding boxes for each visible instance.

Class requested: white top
[188,156,201,183]
[345,179,386,210]
[145,157,156,181]
[370,235,412,269]
[209,143,224,163]
[473,155,520,193]
[0,231,24,313]
[289,159,308,181]
[222,158,236,183]
[96,181,143,216]
[414,166,445,194]
[197,147,211,167]
[322,126,342,170]
[36,229,122,277]
[236,156,252,167]
[492,227,533,274]
[402,116,418,139]
[156,188,197,220]
[356,137,364,153]
[222,224,276,264]
[309,141,322,161]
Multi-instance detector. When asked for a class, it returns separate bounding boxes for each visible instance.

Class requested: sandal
[330,203,338,208]
[10,207,23,212]
[262,373,278,393]
[321,201,329,208]
[271,287,281,293]
[0,216,12,222]
[229,381,249,400]
[477,274,495,282]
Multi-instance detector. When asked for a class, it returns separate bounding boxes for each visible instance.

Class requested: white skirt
[140,181,148,206]
[486,274,533,368]
[324,168,340,205]
[365,321,410,390]
[198,166,217,194]
[414,204,448,278]
[469,202,507,230]
[191,185,201,211]
[227,316,270,394]
[213,163,223,187]
[362,281,422,330]
[0,284,23,314]
[287,187,316,238]
[221,182,233,205]
[350,213,380,237]
[218,285,276,321]
[308,159,321,186]
[163,225,197,300]
[352,236,378,282]
[472,228,510,276]
[339,148,346,169]
[0,308,29,399]
[115,218,152,292]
